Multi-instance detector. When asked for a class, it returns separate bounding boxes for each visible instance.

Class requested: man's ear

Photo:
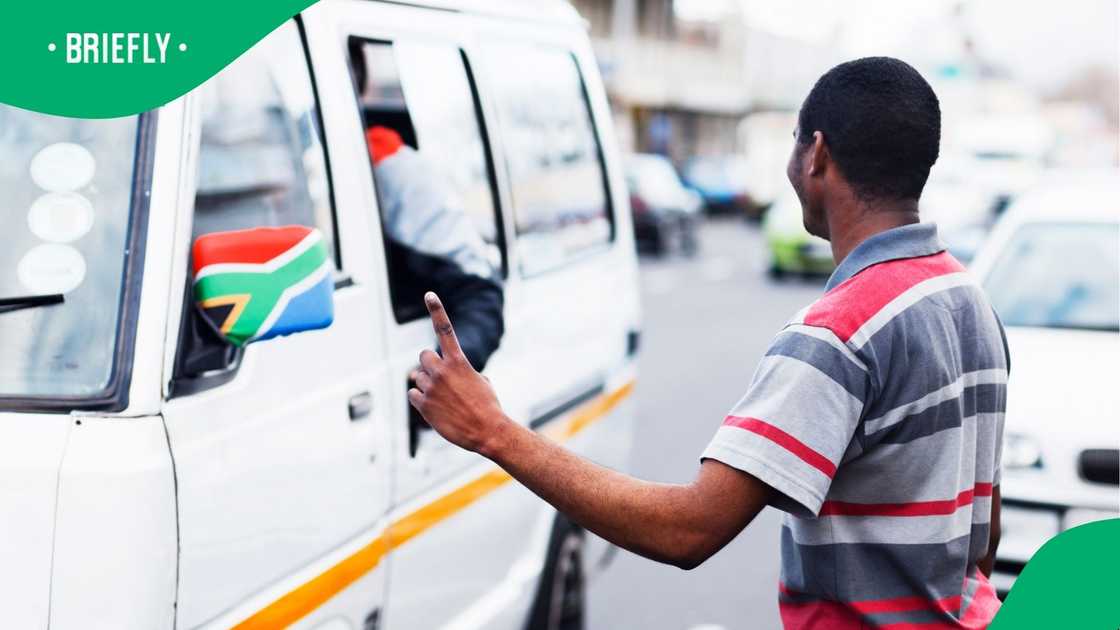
[809,131,829,177]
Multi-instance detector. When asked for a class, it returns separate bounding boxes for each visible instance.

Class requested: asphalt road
[587,217,827,630]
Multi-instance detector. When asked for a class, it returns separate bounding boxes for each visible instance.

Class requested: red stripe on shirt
[868,578,999,629]
[781,581,998,630]
[782,582,963,615]
[781,602,972,630]
[819,482,993,517]
[959,571,1002,627]
[778,586,865,630]
[779,601,865,629]
[804,251,965,342]
[875,584,999,630]
[877,621,977,630]
[851,593,962,616]
[723,416,837,478]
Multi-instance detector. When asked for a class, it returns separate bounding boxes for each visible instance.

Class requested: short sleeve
[991,415,1005,486]
[701,325,870,517]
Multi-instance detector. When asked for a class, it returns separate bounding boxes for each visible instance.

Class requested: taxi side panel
[163,7,395,628]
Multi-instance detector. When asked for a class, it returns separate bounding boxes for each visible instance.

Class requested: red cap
[365,125,404,165]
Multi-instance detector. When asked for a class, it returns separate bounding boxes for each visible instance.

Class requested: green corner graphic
[990,518,1120,629]
[0,0,318,118]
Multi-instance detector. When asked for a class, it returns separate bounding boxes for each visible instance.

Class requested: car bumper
[697,192,753,215]
[768,236,834,274]
[633,211,697,251]
[993,497,1119,595]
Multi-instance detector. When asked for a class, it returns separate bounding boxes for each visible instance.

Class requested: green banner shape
[0,0,317,118]
[991,517,1119,628]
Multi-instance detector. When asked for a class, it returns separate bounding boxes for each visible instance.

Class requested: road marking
[643,269,681,295]
[700,256,735,283]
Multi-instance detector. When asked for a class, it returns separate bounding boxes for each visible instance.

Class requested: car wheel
[652,225,670,257]
[526,519,585,630]
[679,217,699,257]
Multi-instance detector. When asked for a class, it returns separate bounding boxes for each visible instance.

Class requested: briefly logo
[47,33,187,64]
[192,226,334,347]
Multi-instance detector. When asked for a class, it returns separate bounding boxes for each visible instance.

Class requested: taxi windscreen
[984,221,1120,332]
[0,107,145,403]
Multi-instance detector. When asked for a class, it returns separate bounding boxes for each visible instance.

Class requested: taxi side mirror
[191,226,334,347]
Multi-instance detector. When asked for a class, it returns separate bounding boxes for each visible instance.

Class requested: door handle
[406,373,432,457]
[349,391,373,421]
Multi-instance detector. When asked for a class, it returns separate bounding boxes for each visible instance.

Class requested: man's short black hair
[797,56,941,201]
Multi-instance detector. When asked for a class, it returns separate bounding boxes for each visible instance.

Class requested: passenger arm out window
[348,37,504,325]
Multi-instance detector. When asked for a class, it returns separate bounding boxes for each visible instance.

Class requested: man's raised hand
[425,290,464,361]
[408,292,510,456]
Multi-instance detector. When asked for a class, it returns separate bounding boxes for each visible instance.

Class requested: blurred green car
[763,192,835,277]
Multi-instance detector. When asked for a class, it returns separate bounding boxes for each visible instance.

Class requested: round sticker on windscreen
[17,244,87,294]
[29,142,96,192]
[28,192,95,243]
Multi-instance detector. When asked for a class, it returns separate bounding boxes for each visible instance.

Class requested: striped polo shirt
[703,223,1007,629]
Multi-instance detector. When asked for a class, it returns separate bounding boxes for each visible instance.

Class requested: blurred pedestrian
[407,57,1008,630]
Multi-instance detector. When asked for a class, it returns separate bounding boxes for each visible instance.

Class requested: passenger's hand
[409,292,509,455]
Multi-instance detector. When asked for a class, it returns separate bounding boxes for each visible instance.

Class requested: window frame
[459,47,509,280]
[344,34,509,325]
[296,16,346,276]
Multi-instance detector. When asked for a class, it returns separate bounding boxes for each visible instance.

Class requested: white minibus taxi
[0,1,641,628]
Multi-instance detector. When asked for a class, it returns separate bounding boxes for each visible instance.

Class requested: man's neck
[827,198,920,264]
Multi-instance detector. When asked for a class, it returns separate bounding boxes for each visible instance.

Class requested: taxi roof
[361,0,585,25]
[1005,170,1120,224]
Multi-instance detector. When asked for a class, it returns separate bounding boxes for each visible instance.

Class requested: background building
[570,0,751,162]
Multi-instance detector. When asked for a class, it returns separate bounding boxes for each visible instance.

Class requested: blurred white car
[921,154,1001,264]
[969,174,1120,595]
[951,113,1051,215]
[738,110,798,210]
[624,153,702,256]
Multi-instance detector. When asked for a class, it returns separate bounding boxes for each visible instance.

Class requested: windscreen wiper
[0,293,64,315]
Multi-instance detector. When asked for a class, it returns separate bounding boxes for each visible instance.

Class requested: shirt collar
[825,223,946,291]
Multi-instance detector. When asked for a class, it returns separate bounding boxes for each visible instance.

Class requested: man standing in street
[407,57,1008,629]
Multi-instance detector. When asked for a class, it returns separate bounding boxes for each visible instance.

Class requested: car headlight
[1004,433,1043,469]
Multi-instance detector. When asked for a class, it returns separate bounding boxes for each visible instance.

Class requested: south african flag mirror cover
[192,225,334,346]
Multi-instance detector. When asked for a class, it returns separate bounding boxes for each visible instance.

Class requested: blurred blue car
[681,154,757,218]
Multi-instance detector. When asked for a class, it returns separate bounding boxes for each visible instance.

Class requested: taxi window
[193,20,339,268]
[172,19,339,389]
[483,44,612,277]
[0,109,146,403]
[348,37,503,323]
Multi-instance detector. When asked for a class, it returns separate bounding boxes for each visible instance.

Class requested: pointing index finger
[425,292,464,360]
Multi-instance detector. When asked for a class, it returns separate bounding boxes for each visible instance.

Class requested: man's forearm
[480,417,756,569]
[978,485,1001,577]
[408,292,771,570]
